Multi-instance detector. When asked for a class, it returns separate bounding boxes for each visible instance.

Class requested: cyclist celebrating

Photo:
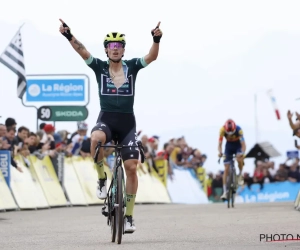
[59,19,162,233]
[218,119,246,200]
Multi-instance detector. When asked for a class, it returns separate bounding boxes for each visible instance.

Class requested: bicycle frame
[94,140,145,243]
[218,154,238,208]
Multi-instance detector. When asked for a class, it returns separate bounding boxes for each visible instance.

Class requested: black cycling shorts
[91,112,139,162]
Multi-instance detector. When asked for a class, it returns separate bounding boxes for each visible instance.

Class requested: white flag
[0,28,26,99]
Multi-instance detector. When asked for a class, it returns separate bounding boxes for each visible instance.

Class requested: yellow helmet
[103,32,126,48]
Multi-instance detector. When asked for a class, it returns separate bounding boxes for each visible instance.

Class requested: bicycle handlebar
[94,140,145,163]
[218,153,239,164]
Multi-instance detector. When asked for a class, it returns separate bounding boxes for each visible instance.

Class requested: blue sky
[1,0,300,174]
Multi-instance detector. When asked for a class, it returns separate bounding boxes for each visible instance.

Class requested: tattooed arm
[69,37,90,60]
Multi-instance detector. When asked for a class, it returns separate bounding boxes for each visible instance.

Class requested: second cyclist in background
[218,119,246,200]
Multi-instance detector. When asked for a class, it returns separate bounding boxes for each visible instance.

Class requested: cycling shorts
[224,141,242,164]
[91,111,139,162]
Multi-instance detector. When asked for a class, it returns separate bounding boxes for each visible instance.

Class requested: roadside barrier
[0,153,208,211]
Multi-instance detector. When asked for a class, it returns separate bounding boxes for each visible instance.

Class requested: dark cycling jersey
[85,55,148,113]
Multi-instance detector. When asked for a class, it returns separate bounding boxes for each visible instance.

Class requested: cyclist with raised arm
[59,19,162,233]
[218,119,246,200]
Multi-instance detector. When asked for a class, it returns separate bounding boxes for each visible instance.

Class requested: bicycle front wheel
[116,166,124,244]
[110,181,117,242]
[227,166,233,208]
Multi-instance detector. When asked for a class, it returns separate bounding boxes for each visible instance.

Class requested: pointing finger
[59,18,65,24]
[155,21,161,29]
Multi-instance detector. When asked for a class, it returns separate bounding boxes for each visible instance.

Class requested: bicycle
[94,139,145,244]
[218,154,238,208]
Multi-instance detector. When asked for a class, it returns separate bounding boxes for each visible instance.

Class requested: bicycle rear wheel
[116,166,124,244]
[227,165,233,208]
[227,189,231,208]
[231,169,236,208]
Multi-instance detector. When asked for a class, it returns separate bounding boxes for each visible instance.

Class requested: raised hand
[151,21,162,43]
[59,19,73,41]
[287,110,293,119]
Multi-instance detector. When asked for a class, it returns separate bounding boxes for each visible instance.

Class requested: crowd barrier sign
[63,157,88,206]
[10,155,47,209]
[146,167,171,203]
[235,181,300,203]
[195,166,207,194]
[154,159,168,187]
[29,155,67,207]
[0,150,11,188]
[26,156,49,208]
[167,166,209,204]
[0,170,18,211]
[134,162,171,203]
[0,153,212,211]
[71,156,107,205]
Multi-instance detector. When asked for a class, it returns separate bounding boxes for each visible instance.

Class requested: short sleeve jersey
[219,125,244,142]
[85,55,148,113]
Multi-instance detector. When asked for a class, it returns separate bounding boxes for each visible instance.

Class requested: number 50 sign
[37,106,88,122]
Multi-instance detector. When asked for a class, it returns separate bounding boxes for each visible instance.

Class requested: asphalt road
[0,202,299,250]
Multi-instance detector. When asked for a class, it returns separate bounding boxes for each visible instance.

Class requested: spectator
[67,121,87,144]
[157,142,174,179]
[1,126,22,173]
[262,168,273,183]
[0,126,13,151]
[39,123,46,130]
[70,122,89,156]
[187,149,202,169]
[0,123,7,137]
[274,164,288,182]
[169,139,182,167]
[145,137,160,173]
[5,117,17,130]
[26,132,38,154]
[253,161,265,190]
[287,164,300,182]
[211,171,223,201]
[4,127,16,149]
[242,172,253,189]
[14,126,30,150]
[40,124,55,149]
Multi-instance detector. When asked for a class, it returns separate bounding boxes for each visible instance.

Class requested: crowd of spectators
[207,156,300,202]
[0,117,92,173]
[2,115,299,203]
[138,133,207,179]
[0,117,208,178]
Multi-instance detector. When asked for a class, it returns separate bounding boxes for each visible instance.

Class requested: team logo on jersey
[100,74,133,96]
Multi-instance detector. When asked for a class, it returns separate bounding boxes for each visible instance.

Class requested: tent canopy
[245,141,281,161]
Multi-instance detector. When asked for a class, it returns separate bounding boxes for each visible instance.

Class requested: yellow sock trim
[95,160,106,179]
[125,194,136,216]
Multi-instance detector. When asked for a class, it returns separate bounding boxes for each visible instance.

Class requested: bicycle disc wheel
[116,166,124,244]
